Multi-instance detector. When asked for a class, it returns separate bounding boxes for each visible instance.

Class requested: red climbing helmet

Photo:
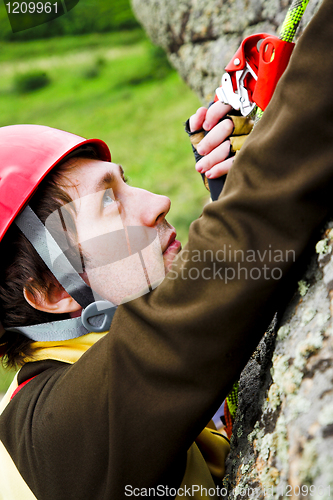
[0,124,111,243]
[0,124,116,343]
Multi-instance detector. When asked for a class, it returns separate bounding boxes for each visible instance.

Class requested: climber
[0,0,333,497]
[0,113,233,499]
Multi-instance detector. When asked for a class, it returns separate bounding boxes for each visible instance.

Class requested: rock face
[132,0,323,104]
[223,227,333,498]
[131,0,332,495]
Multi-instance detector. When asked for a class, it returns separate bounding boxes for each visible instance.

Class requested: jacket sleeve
[5,1,333,498]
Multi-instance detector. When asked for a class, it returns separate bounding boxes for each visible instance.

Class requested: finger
[203,101,232,131]
[196,141,231,173]
[189,107,207,132]
[205,157,235,179]
[197,118,234,155]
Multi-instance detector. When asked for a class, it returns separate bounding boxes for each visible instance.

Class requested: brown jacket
[1,1,333,497]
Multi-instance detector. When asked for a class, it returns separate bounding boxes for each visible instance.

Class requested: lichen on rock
[222,225,333,497]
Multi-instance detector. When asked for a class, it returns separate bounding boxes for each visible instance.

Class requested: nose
[130,187,171,227]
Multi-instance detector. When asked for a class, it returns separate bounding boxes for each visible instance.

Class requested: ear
[23,281,81,315]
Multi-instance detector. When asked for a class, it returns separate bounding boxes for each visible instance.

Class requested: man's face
[50,158,181,306]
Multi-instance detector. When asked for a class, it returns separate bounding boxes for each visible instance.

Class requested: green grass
[0,30,146,62]
[0,30,205,242]
[0,30,207,390]
[0,364,16,393]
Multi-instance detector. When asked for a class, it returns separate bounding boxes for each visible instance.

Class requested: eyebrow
[95,164,126,192]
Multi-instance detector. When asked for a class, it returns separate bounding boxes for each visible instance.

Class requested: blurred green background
[0,0,206,391]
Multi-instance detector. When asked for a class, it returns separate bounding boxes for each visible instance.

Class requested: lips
[164,232,176,251]
[163,232,181,255]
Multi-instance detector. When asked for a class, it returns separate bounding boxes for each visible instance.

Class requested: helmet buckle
[81,300,116,333]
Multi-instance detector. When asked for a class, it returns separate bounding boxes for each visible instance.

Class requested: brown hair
[0,146,99,368]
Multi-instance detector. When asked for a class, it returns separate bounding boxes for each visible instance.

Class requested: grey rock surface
[132,0,323,104]
[223,226,333,497]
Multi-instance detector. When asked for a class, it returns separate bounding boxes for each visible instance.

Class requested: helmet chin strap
[6,205,117,342]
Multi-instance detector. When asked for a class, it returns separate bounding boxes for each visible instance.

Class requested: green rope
[226,382,239,419]
[254,0,310,123]
[279,0,310,43]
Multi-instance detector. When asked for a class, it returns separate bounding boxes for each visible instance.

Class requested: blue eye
[102,189,114,208]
